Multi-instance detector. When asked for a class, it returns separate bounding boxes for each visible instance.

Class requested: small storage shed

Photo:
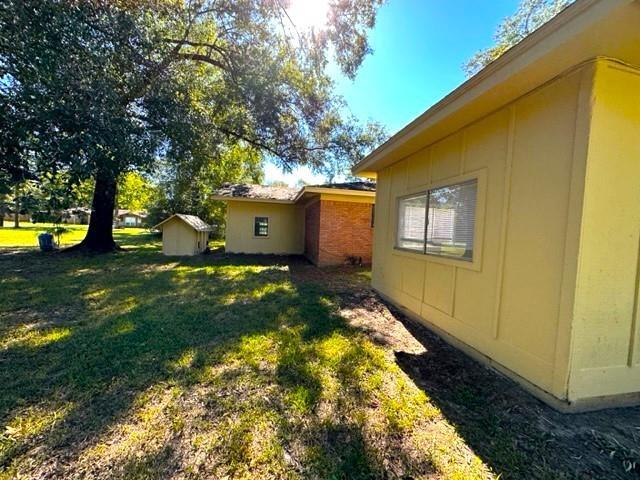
[153,214,212,256]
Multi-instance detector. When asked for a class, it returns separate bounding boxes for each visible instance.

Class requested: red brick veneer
[304,199,373,266]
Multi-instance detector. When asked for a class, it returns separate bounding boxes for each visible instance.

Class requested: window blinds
[396,178,477,261]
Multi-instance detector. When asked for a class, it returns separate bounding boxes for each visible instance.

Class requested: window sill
[392,247,481,272]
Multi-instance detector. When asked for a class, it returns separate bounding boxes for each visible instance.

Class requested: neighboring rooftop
[116,209,147,218]
[214,183,299,202]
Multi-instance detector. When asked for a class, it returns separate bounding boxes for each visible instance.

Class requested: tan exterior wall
[162,217,207,256]
[225,200,304,255]
[568,59,640,403]
[373,63,595,402]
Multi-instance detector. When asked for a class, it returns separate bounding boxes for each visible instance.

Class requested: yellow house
[353,0,640,411]
[212,182,375,266]
[153,214,212,256]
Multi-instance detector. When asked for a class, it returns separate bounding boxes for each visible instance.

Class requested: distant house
[153,214,212,256]
[212,182,375,266]
[352,0,640,411]
[62,207,91,225]
[114,209,147,228]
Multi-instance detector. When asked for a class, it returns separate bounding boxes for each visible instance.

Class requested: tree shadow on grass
[0,252,416,478]
[389,306,640,480]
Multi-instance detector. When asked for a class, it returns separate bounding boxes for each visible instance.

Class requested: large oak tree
[0,0,384,251]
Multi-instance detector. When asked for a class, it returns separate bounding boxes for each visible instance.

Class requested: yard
[0,224,150,249]
[0,227,638,479]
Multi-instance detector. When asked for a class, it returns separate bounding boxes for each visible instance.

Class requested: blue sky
[265,0,520,186]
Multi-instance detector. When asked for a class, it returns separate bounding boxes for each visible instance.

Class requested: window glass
[426,179,477,260]
[397,194,427,251]
[254,217,269,237]
[395,179,477,261]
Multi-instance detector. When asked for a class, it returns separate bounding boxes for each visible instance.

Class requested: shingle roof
[308,181,376,192]
[153,214,212,232]
[212,181,376,203]
[116,209,147,218]
[213,183,299,201]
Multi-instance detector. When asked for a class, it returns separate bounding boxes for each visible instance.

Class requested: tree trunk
[13,184,19,228]
[71,170,119,252]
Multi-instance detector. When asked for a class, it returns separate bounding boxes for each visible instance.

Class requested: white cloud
[263,161,326,187]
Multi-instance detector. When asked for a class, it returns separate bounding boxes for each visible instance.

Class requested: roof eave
[293,187,376,202]
[353,0,630,175]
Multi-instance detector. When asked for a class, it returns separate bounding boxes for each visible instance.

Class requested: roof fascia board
[293,187,376,202]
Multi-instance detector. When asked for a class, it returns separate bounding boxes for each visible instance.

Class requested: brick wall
[304,200,320,264]
[316,199,373,266]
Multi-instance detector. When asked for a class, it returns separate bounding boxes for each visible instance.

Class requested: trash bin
[38,233,55,252]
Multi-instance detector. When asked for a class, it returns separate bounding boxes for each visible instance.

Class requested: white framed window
[396,178,478,261]
[397,193,427,252]
[254,216,269,237]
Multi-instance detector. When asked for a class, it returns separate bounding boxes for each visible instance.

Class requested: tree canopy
[0,0,386,250]
[464,0,574,76]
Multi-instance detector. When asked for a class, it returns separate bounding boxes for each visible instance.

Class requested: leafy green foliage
[0,0,387,250]
[45,225,70,247]
[147,143,263,231]
[117,173,154,212]
[464,0,574,76]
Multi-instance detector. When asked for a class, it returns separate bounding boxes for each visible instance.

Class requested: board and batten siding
[373,62,596,402]
[225,201,304,255]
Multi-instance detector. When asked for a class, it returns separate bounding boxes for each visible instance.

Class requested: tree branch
[175,52,227,71]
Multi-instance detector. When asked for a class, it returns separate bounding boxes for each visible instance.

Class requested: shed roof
[353,0,640,176]
[153,214,212,232]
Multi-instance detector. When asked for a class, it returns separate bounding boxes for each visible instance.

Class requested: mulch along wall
[304,199,373,266]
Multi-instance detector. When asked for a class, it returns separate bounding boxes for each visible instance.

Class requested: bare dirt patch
[289,258,640,479]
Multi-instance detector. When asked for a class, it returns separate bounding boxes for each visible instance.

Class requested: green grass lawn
[0,223,154,249]
[0,232,493,479]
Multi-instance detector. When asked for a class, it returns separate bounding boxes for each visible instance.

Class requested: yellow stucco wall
[373,62,596,402]
[225,201,304,255]
[162,217,208,256]
[568,59,640,402]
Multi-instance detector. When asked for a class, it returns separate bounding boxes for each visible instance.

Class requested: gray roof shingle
[213,183,299,201]
[153,214,212,232]
[308,181,376,192]
[175,214,212,232]
[212,181,376,203]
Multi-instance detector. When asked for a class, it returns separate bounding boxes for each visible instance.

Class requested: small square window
[254,217,269,237]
